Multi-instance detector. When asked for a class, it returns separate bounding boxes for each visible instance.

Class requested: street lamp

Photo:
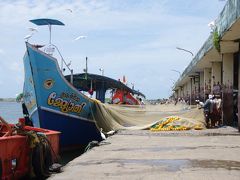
[176,47,194,56]
[176,47,194,106]
[171,69,181,76]
[99,68,104,76]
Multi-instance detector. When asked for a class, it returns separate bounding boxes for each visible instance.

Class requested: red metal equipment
[0,117,60,180]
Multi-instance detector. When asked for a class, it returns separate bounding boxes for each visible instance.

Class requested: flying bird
[66,8,73,13]
[28,27,38,32]
[74,35,87,41]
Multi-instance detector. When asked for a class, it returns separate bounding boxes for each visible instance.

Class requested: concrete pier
[50,127,240,180]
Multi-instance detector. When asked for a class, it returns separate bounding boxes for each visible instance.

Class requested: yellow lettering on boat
[47,92,86,114]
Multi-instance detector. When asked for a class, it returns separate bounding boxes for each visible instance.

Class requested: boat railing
[28,19,72,83]
[43,43,74,84]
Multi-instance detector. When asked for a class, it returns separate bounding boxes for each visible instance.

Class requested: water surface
[0,101,23,123]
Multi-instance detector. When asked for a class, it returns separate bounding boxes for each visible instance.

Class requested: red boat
[0,116,60,180]
[112,89,140,105]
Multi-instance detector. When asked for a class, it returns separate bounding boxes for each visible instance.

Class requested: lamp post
[176,47,194,106]
[83,57,88,80]
[176,47,194,56]
[171,69,181,76]
[99,68,104,76]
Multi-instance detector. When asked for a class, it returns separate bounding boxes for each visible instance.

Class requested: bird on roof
[24,33,34,42]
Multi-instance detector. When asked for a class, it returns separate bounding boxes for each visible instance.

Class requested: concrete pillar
[223,54,234,85]
[180,87,183,98]
[211,62,222,91]
[178,88,181,99]
[238,62,240,131]
[204,68,211,100]
[174,90,178,99]
[192,73,200,103]
[200,72,204,101]
[222,53,234,126]
[187,80,191,104]
[182,82,189,102]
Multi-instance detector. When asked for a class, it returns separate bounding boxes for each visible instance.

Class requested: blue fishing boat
[23,19,102,149]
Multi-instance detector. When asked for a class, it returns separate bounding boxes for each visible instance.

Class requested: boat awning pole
[70,69,73,84]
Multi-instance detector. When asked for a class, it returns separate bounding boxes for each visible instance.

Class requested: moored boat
[23,18,102,149]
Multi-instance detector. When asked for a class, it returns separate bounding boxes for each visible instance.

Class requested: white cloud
[0,48,4,54]
[0,0,226,98]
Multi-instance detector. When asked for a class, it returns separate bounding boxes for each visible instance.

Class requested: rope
[0,116,62,178]
[84,141,99,152]
[31,133,53,178]
[15,128,61,178]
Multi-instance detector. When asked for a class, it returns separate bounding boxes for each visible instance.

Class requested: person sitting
[201,94,213,128]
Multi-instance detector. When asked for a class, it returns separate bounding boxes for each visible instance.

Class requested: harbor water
[0,101,23,123]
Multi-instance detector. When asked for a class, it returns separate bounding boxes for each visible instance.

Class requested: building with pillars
[172,0,240,130]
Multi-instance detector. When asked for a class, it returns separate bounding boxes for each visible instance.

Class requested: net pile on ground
[93,101,206,132]
[150,116,205,131]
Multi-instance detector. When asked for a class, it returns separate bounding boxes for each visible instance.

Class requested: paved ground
[50,127,240,180]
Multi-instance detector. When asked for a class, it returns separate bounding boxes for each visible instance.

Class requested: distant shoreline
[0,98,16,102]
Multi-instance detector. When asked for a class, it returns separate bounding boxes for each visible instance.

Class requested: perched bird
[24,33,34,42]
[66,61,71,67]
[100,128,106,140]
[208,21,215,31]
[106,130,115,136]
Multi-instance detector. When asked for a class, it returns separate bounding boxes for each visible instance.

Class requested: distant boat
[64,73,145,105]
[23,19,102,149]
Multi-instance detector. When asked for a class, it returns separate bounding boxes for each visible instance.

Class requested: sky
[0,0,226,99]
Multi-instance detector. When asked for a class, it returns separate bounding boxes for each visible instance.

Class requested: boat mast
[85,57,88,80]
[48,24,52,44]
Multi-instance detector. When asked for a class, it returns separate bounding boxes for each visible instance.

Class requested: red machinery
[0,117,60,180]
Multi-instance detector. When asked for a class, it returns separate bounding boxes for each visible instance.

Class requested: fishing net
[92,101,206,132]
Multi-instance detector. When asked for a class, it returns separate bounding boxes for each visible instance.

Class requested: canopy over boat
[65,73,146,99]
[30,18,65,26]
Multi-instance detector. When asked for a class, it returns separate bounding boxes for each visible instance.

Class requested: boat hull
[23,43,102,148]
[38,107,102,147]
